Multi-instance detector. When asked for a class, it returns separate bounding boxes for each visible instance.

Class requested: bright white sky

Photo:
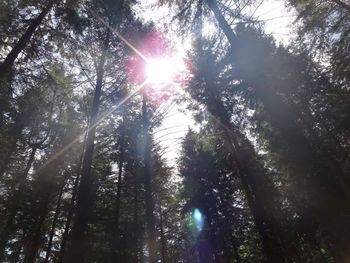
[134,0,296,168]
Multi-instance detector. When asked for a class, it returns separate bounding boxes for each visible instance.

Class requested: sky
[134,0,297,168]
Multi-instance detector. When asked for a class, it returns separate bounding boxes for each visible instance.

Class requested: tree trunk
[0,137,17,179]
[206,0,237,48]
[197,230,215,263]
[215,175,241,263]
[58,154,83,263]
[210,186,238,263]
[0,0,54,122]
[196,34,289,261]
[139,225,145,263]
[0,1,54,82]
[230,234,241,263]
[0,112,26,179]
[220,124,288,263]
[0,0,54,119]
[329,0,350,12]
[1,104,37,179]
[111,127,125,261]
[290,96,350,187]
[159,203,166,263]
[65,29,110,263]
[133,171,139,263]
[25,184,53,263]
[206,0,350,260]
[142,94,157,263]
[44,180,65,262]
[0,147,36,261]
[208,82,298,262]
[254,85,350,260]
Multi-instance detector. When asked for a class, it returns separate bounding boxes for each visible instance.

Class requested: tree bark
[0,0,55,116]
[206,0,237,49]
[65,29,110,263]
[196,36,289,261]
[133,170,139,263]
[0,0,54,124]
[159,203,166,263]
[44,180,65,262]
[220,120,289,263]
[0,1,54,82]
[58,154,83,263]
[111,127,125,260]
[211,182,240,263]
[142,94,157,263]
[254,85,350,260]
[0,112,26,179]
[0,102,39,179]
[25,184,53,263]
[0,137,17,179]
[206,0,350,260]
[329,0,350,13]
[0,147,36,261]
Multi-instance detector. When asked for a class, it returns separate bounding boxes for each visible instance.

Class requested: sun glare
[145,56,186,87]
[146,58,174,84]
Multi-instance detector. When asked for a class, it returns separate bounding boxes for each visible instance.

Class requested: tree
[168,0,350,258]
[1,0,350,262]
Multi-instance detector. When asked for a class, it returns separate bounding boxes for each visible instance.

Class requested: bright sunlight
[145,56,187,87]
[146,58,174,84]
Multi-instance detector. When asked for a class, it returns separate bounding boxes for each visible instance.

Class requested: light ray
[40,8,180,172]
[37,80,148,171]
[87,8,149,62]
[88,8,186,90]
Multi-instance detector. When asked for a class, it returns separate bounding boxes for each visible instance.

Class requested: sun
[145,56,186,86]
[146,58,175,84]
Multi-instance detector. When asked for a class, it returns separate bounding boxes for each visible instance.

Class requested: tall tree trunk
[0,1,54,81]
[25,183,53,263]
[0,112,26,179]
[58,153,83,263]
[329,0,350,12]
[44,180,65,263]
[254,84,350,260]
[0,137,17,179]
[196,40,290,262]
[139,224,145,263]
[208,80,299,261]
[159,203,166,263]
[1,102,38,179]
[197,230,215,263]
[133,171,139,263]
[220,123,288,263]
[206,0,237,48]
[215,175,241,263]
[111,127,125,261]
[290,96,350,187]
[209,188,236,263]
[65,29,110,263]
[0,0,55,122]
[0,146,36,261]
[230,234,241,263]
[0,0,54,120]
[142,94,157,263]
[206,0,350,260]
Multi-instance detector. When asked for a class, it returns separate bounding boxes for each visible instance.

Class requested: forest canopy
[0,0,350,262]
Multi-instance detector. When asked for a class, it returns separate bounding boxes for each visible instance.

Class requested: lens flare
[192,208,204,231]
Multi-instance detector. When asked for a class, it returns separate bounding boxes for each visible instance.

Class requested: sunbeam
[38,80,147,171]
